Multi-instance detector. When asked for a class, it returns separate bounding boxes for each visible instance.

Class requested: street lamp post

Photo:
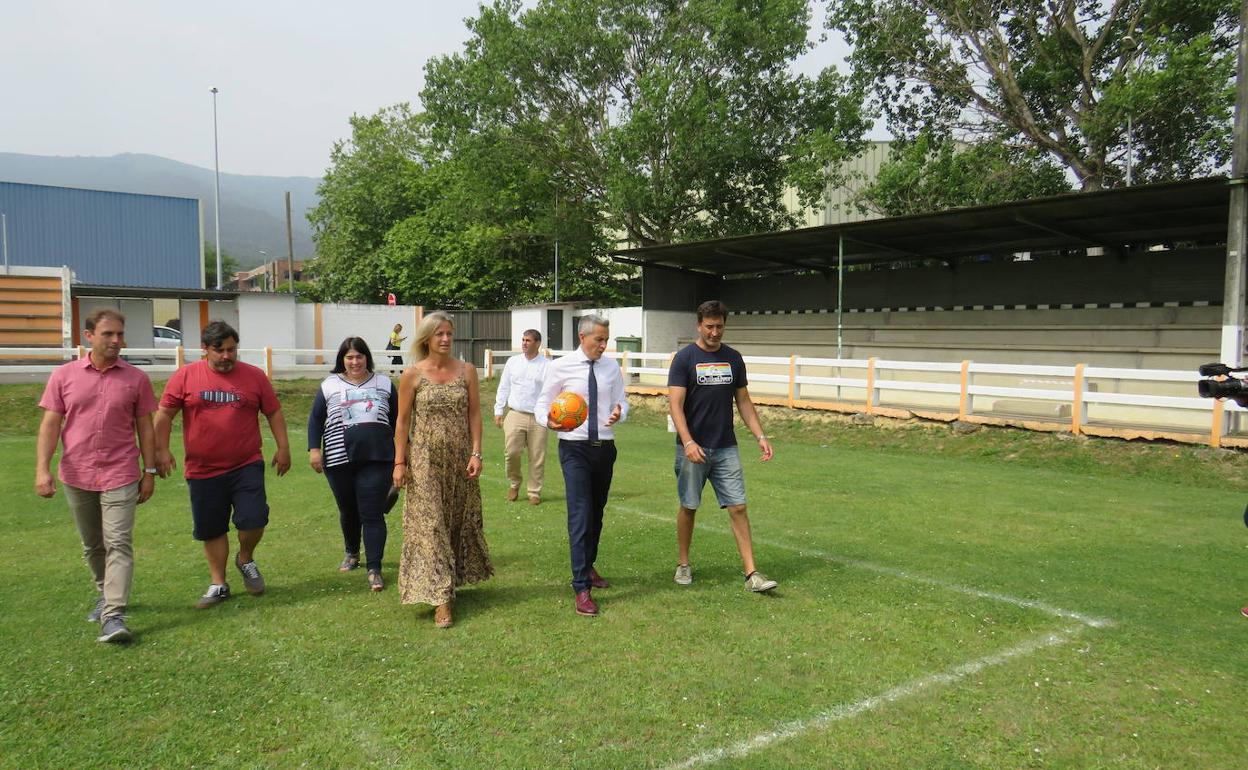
[211,87,223,289]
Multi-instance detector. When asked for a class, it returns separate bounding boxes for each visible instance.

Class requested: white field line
[661,626,1085,770]
[609,503,1114,630]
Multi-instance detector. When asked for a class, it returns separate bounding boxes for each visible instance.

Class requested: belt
[588,439,614,447]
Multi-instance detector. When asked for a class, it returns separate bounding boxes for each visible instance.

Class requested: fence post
[484,349,493,379]
[958,360,971,419]
[865,357,877,414]
[1211,399,1225,448]
[175,346,184,369]
[265,347,273,380]
[1070,363,1086,435]
[787,355,798,406]
[77,345,85,360]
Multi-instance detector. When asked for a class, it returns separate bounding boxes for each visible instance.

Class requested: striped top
[308,372,397,467]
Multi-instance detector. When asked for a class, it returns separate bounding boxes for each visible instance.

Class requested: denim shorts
[674,444,747,510]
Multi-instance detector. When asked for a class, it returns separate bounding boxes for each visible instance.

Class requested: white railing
[483,348,1242,448]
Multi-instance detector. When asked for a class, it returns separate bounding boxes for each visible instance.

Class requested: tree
[421,0,868,247]
[307,105,632,307]
[857,134,1072,217]
[203,242,239,289]
[829,0,1238,191]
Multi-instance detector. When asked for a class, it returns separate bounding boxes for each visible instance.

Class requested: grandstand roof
[610,176,1232,278]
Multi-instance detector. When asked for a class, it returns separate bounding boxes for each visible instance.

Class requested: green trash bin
[615,336,642,353]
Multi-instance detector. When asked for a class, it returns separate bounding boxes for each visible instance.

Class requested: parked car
[153,325,182,349]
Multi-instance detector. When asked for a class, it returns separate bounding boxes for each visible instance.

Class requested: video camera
[1196,362,1248,399]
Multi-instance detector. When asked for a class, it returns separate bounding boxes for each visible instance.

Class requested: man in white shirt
[493,329,551,505]
[534,314,629,617]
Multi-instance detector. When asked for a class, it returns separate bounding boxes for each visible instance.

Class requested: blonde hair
[410,311,454,364]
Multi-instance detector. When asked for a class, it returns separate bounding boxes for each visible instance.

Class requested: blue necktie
[587,359,598,442]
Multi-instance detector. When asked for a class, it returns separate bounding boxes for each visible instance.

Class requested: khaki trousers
[503,410,547,497]
[64,481,139,620]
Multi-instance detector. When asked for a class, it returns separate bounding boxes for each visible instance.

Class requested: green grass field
[2,378,1247,768]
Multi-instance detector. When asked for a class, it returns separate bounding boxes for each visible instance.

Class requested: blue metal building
[0,181,202,289]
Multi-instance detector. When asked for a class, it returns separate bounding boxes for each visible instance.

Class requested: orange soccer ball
[549,390,589,430]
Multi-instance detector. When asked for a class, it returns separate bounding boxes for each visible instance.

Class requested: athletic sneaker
[86,594,105,623]
[196,583,231,609]
[1242,606,1248,618]
[235,556,266,595]
[97,616,132,643]
[744,571,778,593]
[674,564,693,585]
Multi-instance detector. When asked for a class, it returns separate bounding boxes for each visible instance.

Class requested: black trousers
[324,461,391,572]
[559,440,616,592]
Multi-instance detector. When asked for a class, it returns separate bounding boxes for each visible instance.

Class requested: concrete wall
[180,299,239,356]
[510,307,545,349]
[645,310,694,353]
[723,305,1224,370]
[75,297,154,348]
[238,294,297,368]
[318,303,422,359]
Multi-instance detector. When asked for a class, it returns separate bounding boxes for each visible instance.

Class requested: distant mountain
[0,152,321,269]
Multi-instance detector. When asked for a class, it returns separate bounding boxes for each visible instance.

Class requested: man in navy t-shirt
[667,300,777,592]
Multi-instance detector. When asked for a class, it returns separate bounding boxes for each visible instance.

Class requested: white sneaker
[744,571,778,592]
[674,564,692,585]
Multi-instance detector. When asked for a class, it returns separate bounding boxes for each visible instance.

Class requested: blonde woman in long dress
[392,312,493,628]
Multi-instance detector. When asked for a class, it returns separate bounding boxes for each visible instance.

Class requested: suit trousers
[558,440,616,592]
[63,481,139,621]
[503,410,547,497]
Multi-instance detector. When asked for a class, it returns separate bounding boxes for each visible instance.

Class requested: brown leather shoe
[507,486,519,502]
[588,568,610,589]
[528,495,541,506]
[574,589,598,616]
[434,601,453,628]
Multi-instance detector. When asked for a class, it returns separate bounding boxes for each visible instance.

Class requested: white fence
[485,348,1246,449]
[8,346,1242,448]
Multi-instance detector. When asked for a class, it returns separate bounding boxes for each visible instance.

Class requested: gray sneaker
[97,616,132,643]
[235,556,265,595]
[86,594,105,623]
[674,564,693,585]
[196,583,231,609]
[744,571,778,593]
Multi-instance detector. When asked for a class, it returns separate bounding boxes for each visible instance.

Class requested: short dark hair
[522,328,542,342]
[85,308,125,332]
[201,320,239,348]
[696,300,729,322]
[331,336,375,374]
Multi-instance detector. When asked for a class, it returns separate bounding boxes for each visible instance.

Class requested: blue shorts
[674,445,747,510]
[188,461,270,540]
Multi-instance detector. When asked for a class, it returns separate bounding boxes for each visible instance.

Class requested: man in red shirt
[36,309,158,643]
[154,320,291,608]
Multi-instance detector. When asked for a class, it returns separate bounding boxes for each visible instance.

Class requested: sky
[1,1,855,180]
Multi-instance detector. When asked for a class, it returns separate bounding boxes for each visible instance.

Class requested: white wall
[179,299,238,358]
[510,307,544,349]
[237,293,297,368]
[577,306,643,350]
[320,303,422,360]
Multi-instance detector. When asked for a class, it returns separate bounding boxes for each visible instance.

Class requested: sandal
[434,602,453,629]
[338,553,360,572]
[367,570,384,592]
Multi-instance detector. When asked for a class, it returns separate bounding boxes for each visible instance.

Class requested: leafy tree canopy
[422,0,869,246]
[829,0,1239,190]
[203,242,239,289]
[857,134,1072,217]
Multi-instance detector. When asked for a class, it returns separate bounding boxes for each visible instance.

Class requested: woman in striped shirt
[308,337,397,591]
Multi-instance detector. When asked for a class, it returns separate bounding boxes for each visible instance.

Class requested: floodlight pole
[836,231,844,359]
[211,87,223,290]
[1220,2,1248,368]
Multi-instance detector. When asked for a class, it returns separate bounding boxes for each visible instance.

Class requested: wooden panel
[0,329,62,344]
[0,316,62,330]
[0,301,61,315]
[0,289,62,302]
[0,276,62,291]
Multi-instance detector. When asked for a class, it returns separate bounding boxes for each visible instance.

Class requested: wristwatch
[144,467,158,475]
[470,451,483,460]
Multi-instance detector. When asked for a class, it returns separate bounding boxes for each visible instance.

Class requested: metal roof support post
[836,231,844,359]
[1220,3,1248,439]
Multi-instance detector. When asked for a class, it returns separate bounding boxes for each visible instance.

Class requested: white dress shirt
[493,352,550,415]
[534,347,629,442]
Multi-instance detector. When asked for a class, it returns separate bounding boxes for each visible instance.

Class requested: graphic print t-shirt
[667,343,748,448]
[159,360,280,478]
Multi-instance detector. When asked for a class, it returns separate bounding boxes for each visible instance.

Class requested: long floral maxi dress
[399,370,493,606]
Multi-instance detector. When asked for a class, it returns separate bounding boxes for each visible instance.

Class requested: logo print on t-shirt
[198,389,244,408]
[695,362,733,385]
[343,387,381,426]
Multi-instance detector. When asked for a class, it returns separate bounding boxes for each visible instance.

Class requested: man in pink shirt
[36,309,158,644]
[154,320,291,609]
